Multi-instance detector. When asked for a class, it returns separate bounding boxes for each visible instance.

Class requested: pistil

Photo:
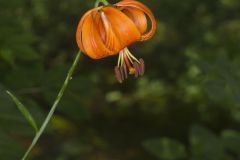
[124,54,135,74]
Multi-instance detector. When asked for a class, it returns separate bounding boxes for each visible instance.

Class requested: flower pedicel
[76,0,156,83]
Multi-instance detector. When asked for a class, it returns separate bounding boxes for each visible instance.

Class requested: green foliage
[6,91,38,133]
[221,130,240,157]
[0,0,240,159]
[189,126,227,160]
[143,138,187,160]
[0,131,23,160]
[0,0,38,67]
[143,126,240,160]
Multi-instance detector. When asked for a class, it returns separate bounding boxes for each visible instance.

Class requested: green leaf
[221,130,240,155]
[6,90,38,133]
[189,125,229,160]
[143,138,187,160]
[0,48,15,66]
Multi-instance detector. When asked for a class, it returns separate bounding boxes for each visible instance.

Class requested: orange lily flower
[76,0,156,83]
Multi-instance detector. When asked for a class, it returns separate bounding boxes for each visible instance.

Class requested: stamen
[121,51,124,67]
[114,47,145,83]
[119,65,124,80]
[114,66,123,83]
[133,62,139,77]
[117,51,121,67]
[124,49,134,64]
[123,63,128,78]
[125,48,140,63]
[139,58,145,75]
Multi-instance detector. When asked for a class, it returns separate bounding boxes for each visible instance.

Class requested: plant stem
[95,0,109,7]
[22,51,81,160]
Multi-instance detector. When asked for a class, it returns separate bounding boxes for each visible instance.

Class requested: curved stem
[22,51,81,160]
[95,0,109,7]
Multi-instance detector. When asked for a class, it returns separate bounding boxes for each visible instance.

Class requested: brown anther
[114,66,123,83]
[115,48,145,83]
[133,62,139,77]
[139,58,145,75]
[119,66,125,80]
[123,62,128,79]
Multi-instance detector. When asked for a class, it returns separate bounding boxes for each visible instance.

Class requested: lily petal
[116,0,156,41]
[98,10,121,55]
[102,6,141,49]
[81,11,112,59]
[122,8,147,34]
[76,7,102,53]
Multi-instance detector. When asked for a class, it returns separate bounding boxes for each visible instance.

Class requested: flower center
[114,48,145,83]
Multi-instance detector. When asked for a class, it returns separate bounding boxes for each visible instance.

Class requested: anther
[115,48,145,83]
[139,58,145,75]
[123,62,128,79]
[114,66,123,83]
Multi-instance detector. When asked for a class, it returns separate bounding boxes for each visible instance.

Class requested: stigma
[114,48,145,83]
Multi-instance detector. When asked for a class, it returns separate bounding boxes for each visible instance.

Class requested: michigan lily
[76,0,156,83]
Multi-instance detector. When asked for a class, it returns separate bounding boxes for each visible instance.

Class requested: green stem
[22,51,81,160]
[94,0,109,7]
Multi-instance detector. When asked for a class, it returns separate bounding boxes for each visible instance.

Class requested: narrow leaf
[6,91,38,133]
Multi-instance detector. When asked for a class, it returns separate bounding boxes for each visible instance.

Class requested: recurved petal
[116,0,156,41]
[102,6,141,49]
[122,8,147,34]
[76,9,93,53]
[81,11,112,59]
[76,7,102,53]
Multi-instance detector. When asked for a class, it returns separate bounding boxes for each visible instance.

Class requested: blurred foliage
[0,0,240,159]
[143,138,187,160]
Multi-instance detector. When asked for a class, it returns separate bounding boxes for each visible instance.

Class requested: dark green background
[0,0,240,159]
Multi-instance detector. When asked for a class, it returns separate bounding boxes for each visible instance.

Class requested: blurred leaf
[15,46,39,61]
[189,125,229,160]
[203,79,227,101]
[0,49,15,66]
[231,110,240,123]
[221,130,240,155]
[0,131,23,160]
[143,138,187,160]
[61,138,93,156]
[6,91,38,133]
